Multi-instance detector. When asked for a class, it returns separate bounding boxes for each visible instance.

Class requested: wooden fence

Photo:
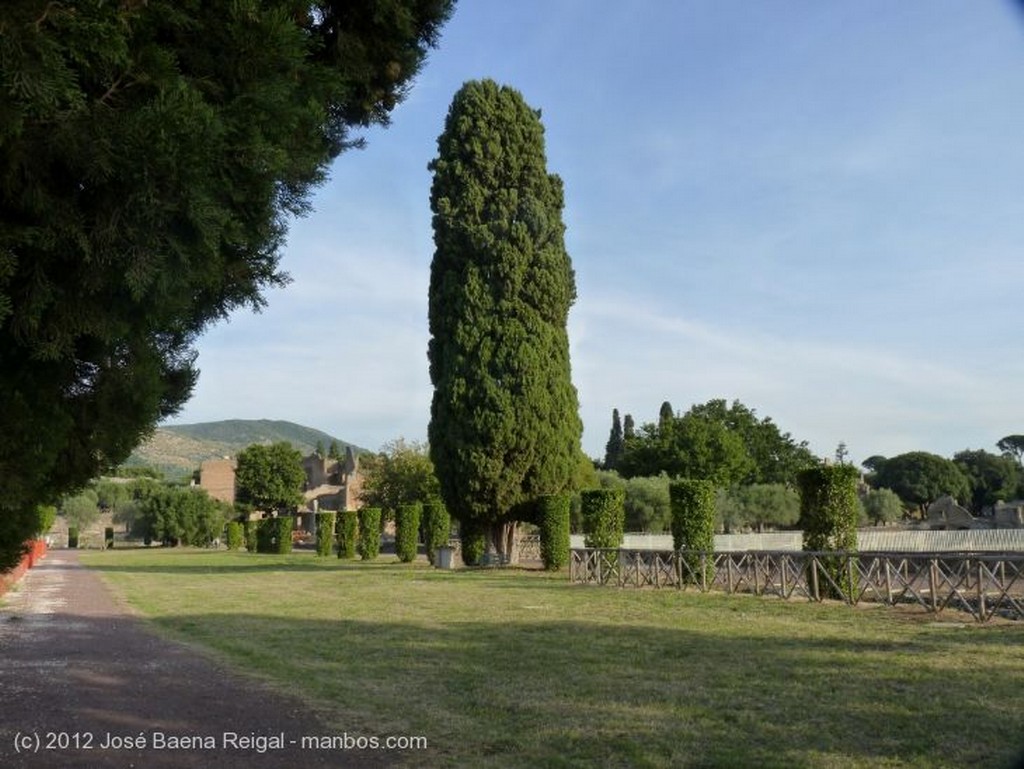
[569,548,1024,622]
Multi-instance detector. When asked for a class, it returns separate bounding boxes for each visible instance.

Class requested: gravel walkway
[0,551,387,768]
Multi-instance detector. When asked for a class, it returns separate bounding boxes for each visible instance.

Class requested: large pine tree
[427,79,581,562]
[0,1,453,570]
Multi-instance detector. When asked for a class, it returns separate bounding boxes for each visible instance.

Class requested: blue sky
[166,1,1024,464]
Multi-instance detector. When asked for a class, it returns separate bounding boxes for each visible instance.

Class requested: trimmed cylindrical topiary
[67,526,79,549]
[669,479,716,585]
[459,523,486,567]
[244,520,258,552]
[395,502,422,563]
[797,465,860,600]
[257,516,293,554]
[669,480,716,552]
[537,493,571,570]
[316,512,336,557]
[337,509,358,559]
[357,507,382,560]
[225,521,244,550]
[581,488,625,549]
[422,499,451,565]
[104,526,115,549]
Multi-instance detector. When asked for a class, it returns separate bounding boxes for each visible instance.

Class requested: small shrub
[337,510,358,559]
[357,508,382,560]
[395,503,422,563]
[67,526,79,549]
[422,499,451,565]
[104,526,115,549]
[316,512,336,557]
[537,494,571,570]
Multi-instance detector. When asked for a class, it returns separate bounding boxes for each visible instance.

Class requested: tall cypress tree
[427,79,582,562]
[604,408,625,471]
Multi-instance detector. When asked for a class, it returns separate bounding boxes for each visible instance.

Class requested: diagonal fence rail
[569,548,1024,622]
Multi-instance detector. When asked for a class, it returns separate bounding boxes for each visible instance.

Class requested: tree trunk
[491,521,519,565]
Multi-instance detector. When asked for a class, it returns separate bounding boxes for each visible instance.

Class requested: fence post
[810,556,820,602]
[928,557,939,613]
[846,555,856,605]
[780,554,788,598]
[977,559,986,621]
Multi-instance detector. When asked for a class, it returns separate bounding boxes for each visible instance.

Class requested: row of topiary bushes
[578,468,860,590]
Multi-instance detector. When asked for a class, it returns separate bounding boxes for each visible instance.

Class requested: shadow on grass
[139,609,1024,769]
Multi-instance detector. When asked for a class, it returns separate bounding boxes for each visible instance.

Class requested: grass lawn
[82,548,1024,768]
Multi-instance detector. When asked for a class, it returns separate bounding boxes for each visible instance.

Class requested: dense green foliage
[422,499,451,565]
[581,489,625,549]
[798,466,860,599]
[715,483,800,533]
[619,399,816,485]
[337,510,358,559]
[359,439,439,521]
[427,79,582,560]
[243,521,258,552]
[458,524,487,567]
[234,442,305,513]
[0,1,454,571]
[870,452,970,514]
[257,516,293,555]
[61,489,101,531]
[997,435,1024,466]
[134,487,228,546]
[67,527,79,549]
[316,512,336,557]
[952,449,1021,512]
[595,471,673,533]
[860,488,904,526]
[35,505,57,538]
[537,494,571,570]
[225,521,244,551]
[395,503,422,563]
[669,479,716,585]
[669,480,716,552]
[357,508,381,560]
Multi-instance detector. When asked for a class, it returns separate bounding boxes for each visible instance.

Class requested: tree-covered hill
[125,420,361,479]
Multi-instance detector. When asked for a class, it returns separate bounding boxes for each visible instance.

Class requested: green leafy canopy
[0,1,454,570]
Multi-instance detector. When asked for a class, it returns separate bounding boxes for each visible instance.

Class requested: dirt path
[0,551,386,768]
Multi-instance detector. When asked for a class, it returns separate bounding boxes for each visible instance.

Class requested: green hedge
[316,512,336,557]
[459,523,486,567]
[67,526,79,549]
[797,465,860,599]
[395,503,422,563]
[243,520,258,552]
[256,516,293,554]
[581,488,625,549]
[669,479,716,585]
[357,507,382,560]
[225,521,244,550]
[337,510,358,559]
[422,499,451,565]
[537,494,571,570]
